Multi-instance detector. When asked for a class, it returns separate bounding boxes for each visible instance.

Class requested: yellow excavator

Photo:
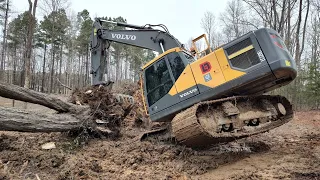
[90,18,297,147]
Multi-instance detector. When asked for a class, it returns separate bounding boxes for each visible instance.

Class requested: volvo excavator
[90,18,297,147]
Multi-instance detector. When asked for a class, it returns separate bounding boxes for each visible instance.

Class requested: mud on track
[0,96,319,180]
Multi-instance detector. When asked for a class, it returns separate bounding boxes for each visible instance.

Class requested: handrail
[140,73,149,116]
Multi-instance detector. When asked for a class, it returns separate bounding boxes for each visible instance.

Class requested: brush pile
[68,81,151,138]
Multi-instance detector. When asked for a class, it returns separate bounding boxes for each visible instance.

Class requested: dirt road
[0,97,319,179]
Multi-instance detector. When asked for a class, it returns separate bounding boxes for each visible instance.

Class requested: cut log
[0,107,83,132]
[0,82,92,133]
[0,82,124,136]
[0,82,82,113]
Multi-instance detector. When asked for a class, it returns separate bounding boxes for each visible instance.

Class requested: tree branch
[56,78,72,90]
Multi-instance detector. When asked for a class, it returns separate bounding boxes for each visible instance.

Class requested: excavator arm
[90,18,184,85]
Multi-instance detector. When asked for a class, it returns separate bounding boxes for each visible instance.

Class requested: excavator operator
[190,47,196,57]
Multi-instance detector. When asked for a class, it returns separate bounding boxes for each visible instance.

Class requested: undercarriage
[141,95,293,148]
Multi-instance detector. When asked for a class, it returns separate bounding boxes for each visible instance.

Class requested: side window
[145,58,173,106]
[225,38,260,70]
[168,53,186,80]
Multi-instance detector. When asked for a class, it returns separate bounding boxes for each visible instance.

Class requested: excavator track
[171,95,293,147]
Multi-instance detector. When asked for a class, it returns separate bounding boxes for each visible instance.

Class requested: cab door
[166,52,199,100]
[144,56,179,115]
[143,51,199,116]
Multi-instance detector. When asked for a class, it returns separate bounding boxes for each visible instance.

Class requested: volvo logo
[179,88,198,98]
[257,50,266,62]
[111,33,137,41]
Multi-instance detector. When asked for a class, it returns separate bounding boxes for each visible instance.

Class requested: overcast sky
[11,0,228,44]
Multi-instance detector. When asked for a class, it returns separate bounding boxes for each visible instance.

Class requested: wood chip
[76,100,82,105]
[95,119,108,124]
[41,142,56,150]
[85,90,93,94]
[96,126,113,134]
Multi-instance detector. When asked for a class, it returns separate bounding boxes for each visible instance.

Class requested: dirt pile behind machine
[89,18,297,148]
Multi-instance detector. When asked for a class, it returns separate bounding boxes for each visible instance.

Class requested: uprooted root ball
[69,85,133,139]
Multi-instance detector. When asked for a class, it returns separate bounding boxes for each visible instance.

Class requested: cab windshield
[183,51,196,63]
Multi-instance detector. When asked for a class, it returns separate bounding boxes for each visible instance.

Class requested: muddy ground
[0,97,319,180]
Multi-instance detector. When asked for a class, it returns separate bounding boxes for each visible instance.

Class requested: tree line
[0,0,155,95]
[0,0,319,110]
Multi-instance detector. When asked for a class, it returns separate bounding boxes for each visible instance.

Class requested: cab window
[145,58,173,106]
[167,52,186,80]
[183,52,196,63]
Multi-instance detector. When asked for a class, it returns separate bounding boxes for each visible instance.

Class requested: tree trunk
[50,47,56,93]
[124,55,128,79]
[77,53,81,87]
[0,107,82,132]
[106,49,110,81]
[59,42,63,94]
[0,81,93,132]
[278,0,286,36]
[119,56,123,80]
[24,0,38,90]
[115,53,120,82]
[286,0,291,52]
[294,0,303,70]
[41,43,47,92]
[298,0,310,61]
[85,43,89,85]
[12,46,17,85]
[0,82,80,113]
[6,47,10,83]
[31,50,36,90]
[0,0,9,82]
[0,81,123,135]
[272,0,277,29]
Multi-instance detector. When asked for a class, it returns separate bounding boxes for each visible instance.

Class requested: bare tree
[24,0,38,89]
[201,11,216,47]
[294,0,303,70]
[299,0,310,62]
[220,0,250,39]
[38,0,70,15]
[0,0,9,82]
[242,0,293,35]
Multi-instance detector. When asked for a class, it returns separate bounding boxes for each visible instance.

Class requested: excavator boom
[90,18,184,85]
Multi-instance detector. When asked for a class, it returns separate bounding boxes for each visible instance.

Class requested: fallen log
[0,82,122,136]
[0,82,81,113]
[0,107,83,132]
